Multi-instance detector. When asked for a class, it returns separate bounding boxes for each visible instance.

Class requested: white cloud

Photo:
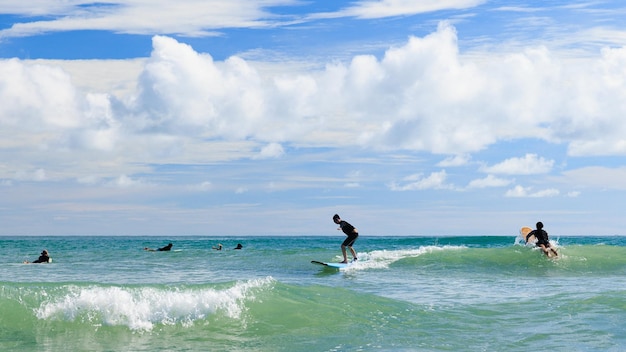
[322,0,486,19]
[0,1,78,16]
[467,174,512,188]
[482,154,554,175]
[38,59,145,97]
[504,185,559,198]
[110,174,149,188]
[390,170,453,191]
[437,154,471,167]
[254,143,285,159]
[0,1,291,38]
[0,0,491,38]
[0,59,83,129]
[3,23,626,187]
[530,188,560,198]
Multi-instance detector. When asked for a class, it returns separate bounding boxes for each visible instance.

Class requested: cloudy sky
[1,0,626,236]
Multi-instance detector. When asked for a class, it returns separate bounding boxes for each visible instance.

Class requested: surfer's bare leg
[341,245,348,263]
[348,246,357,261]
[539,243,558,257]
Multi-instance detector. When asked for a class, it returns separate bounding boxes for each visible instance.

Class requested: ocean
[1,235,626,351]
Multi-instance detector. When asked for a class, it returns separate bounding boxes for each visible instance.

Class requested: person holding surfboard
[527,222,558,257]
[333,214,358,264]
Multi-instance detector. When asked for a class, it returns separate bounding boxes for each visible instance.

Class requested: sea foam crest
[35,277,275,331]
[343,245,465,271]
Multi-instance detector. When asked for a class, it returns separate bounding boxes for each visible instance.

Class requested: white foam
[35,277,274,331]
[340,245,465,271]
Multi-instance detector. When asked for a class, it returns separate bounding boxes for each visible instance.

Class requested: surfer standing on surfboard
[333,214,359,264]
[527,222,558,257]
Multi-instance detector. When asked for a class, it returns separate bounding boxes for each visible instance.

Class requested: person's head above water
[536,222,544,230]
[333,214,340,223]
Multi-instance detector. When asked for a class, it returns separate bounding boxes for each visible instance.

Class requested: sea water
[1,235,626,351]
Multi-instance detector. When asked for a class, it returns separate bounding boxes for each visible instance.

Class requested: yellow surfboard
[520,226,534,243]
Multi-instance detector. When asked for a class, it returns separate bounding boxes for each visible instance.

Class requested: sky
[1,1,626,236]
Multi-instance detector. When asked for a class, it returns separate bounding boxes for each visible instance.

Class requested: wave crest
[35,277,275,331]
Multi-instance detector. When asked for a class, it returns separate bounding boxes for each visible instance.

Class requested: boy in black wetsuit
[144,243,173,251]
[333,214,358,263]
[25,249,51,263]
[527,222,558,257]
[157,243,173,251]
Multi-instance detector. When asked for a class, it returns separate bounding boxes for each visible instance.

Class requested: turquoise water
[1,235,626,351]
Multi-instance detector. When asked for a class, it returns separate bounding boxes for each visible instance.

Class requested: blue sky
[1,0,626,236]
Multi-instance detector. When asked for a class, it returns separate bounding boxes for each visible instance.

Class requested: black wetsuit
[32,255,50,263]
[528,229,549,246]
[338,220,359,247]
[157,244,173,251]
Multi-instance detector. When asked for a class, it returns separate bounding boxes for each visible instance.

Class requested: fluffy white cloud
[467,175,512,188]
[255,143,285,159]
[3,22,626,185]
[504,185,559,198]
[389,170,453,191]
[481,154,554,175]
[0,59,82,129]
[437,154,471,167]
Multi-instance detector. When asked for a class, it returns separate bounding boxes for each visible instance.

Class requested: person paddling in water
[527,222,558,257]
[333,214,358,263]
[24,249,51,263]
[144,243,173,251]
